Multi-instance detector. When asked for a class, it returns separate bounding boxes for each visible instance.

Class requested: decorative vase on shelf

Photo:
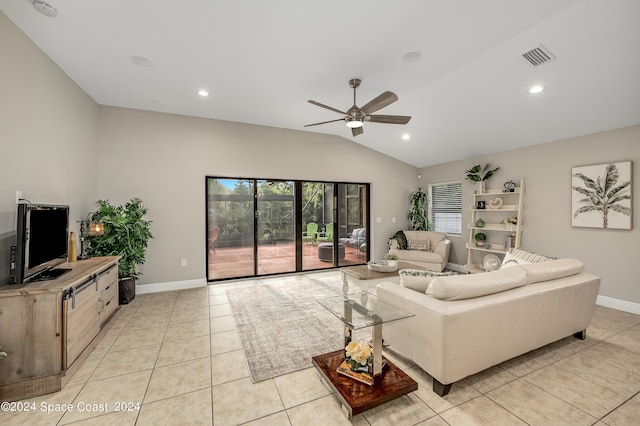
[475,181,486,194]
[475,218,485,228]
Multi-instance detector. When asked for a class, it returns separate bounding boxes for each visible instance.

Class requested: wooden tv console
[0,256,120,401]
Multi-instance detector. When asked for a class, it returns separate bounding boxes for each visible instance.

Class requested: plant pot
[119,276,136,305]
[475,181,486,194]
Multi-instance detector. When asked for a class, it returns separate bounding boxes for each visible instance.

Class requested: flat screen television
[10,203,70,284]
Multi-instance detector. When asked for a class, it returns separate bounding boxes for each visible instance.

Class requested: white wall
[0,10,418,287]
[0,12,100,282]
[419,125,640,305]
[97,107,418,285]
[3,9,638,313]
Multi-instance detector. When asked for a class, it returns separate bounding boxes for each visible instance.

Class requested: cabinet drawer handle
[105,285,110,291]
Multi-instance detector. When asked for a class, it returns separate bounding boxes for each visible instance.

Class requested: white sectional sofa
[376,257,600,396]
[388,230,451,272]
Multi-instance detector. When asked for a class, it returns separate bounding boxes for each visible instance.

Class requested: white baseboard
[135,274,640,316]
[596,295,640,315]
[451,263,640,315]
[136,278,206,294]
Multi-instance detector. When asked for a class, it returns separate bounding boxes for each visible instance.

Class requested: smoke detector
[33,1,58,18]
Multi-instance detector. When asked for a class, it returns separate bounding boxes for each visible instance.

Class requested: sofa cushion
[394,248,444,264]
[427,266,528,300]
[522,258,584,284]
[352,228,366,237]
[399,269,455,293]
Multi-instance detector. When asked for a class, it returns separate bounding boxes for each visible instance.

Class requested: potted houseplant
[408,188,431,231]
[87,198,153,304]
[465,164,500,194]
[474,232,487,247]
[384,252,398,267]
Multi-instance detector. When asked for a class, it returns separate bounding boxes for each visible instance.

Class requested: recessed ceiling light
[198,90,209,97]
[33,0,58,17]
[402,133,411,141]
[130,55,154,67]
[402,51,422,63]
[528,85,545,94]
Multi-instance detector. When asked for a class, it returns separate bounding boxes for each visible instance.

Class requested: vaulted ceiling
[2,0,639,167]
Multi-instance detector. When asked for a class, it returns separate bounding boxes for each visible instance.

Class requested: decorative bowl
[367,260,398,272]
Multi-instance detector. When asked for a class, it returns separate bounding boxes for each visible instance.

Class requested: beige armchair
[388,230,450,271]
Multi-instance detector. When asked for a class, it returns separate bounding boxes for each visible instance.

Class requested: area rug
[226,276,366,382]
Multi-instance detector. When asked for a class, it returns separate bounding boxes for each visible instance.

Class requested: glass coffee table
[312,291,417,417]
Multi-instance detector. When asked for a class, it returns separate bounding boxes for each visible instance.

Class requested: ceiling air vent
[522,45,556,67]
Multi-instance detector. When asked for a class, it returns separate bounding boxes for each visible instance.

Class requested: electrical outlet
[181,259,188,267]
[15,190,22,204]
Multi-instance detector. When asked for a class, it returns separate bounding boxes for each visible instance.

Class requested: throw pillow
[408,239,431,251]
[502,248,555,268]
[521,258,584,284]
[501,251,531,268]
[510,248,555,263]
[390,230,408,250]
[427,266,528,300]
[399,269,455,293]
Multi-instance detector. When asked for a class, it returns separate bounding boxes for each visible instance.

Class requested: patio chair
[209,226,220,253]
[339,228,366,254]
[316,223,334,243]
[302,222,318,245]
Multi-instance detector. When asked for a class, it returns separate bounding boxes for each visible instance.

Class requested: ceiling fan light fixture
[345,117,363,128]
[305,78,410,136]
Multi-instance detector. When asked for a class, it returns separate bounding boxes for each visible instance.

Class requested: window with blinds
[429,181,462,235]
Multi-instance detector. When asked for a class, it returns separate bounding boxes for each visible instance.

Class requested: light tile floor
[3,271,640,425]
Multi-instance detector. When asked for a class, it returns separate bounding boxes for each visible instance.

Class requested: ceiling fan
[305,78,411,137]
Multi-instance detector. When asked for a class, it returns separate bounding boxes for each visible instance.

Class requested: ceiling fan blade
[304,118,345,127]
[351,126,364,137]
[307,100,347,115]
[360,91,398,115]
[366,114,412,125]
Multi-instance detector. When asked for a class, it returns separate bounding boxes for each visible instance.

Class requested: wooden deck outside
[207,242,365,280]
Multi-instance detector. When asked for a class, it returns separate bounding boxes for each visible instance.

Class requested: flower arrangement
[384,253,398,261]
[345,341,372,372]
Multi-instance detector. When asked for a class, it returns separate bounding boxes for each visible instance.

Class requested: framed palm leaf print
[571,161,632,229]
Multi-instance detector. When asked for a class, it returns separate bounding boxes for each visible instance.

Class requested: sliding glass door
[206,179,254,280]
[206,177,369,281]
[302,182,335,271]
[257,180,295,275]
[337,183,368,267]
